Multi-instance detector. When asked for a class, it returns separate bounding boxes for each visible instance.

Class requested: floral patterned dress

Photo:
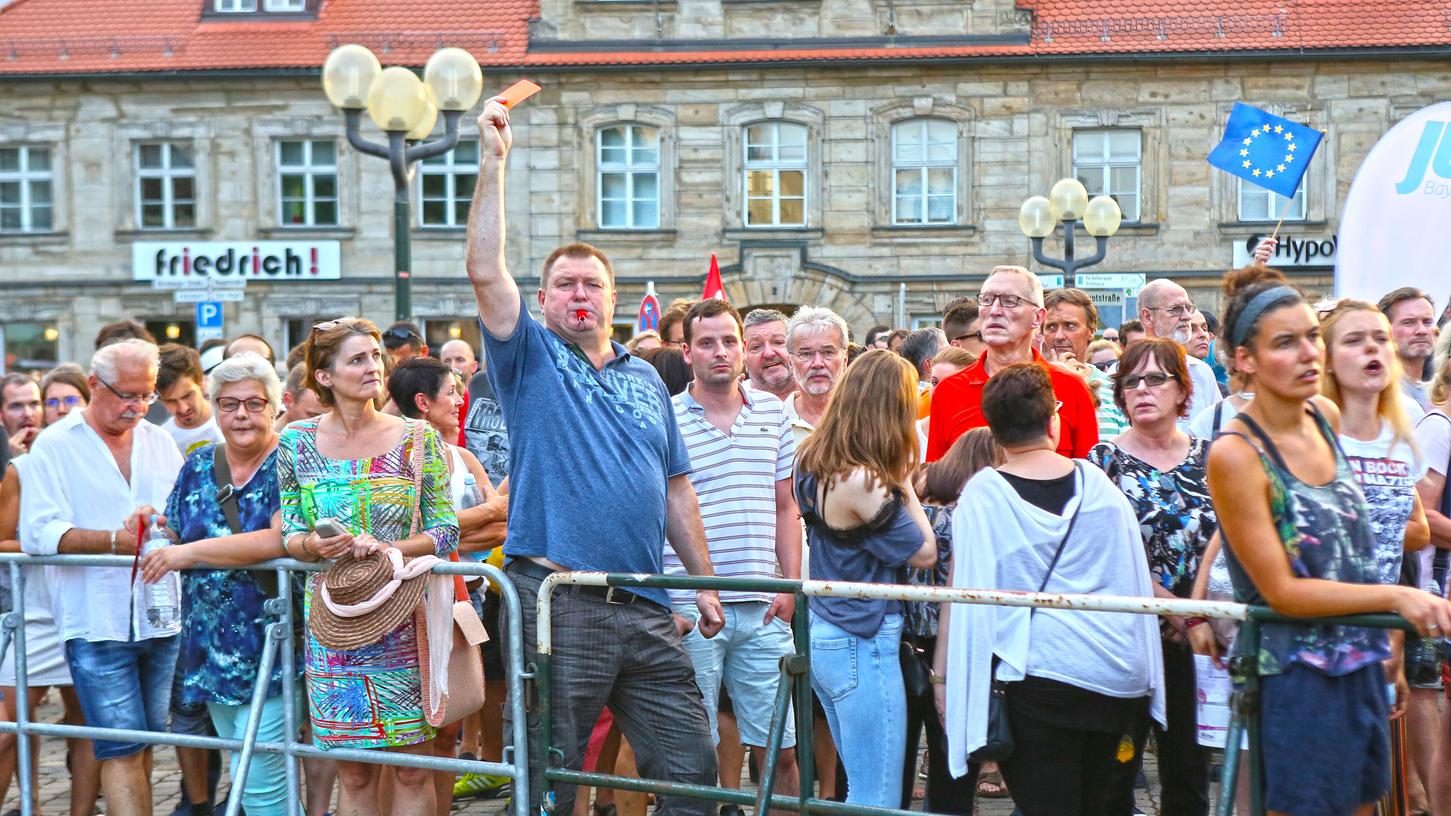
[166,446,291,706]
[278,417,458,749]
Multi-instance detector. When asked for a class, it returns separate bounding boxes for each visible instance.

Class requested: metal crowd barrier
[533,572,1415,816]
[0,554,532,816]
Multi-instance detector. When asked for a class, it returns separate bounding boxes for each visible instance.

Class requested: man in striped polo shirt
[666,298,803,808]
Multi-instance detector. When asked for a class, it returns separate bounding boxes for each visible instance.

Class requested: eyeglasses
[791,347,842,363]
[97,376,158,406]
[216,397,271,414]
[953,331,983,344]
[1092,360,1116,371]
[1122,372,1172,390]
[383,326,424,344]
[1146,303,1198,319]
[44,396,83,410]
[978,293,1040,309]
[1054,400,1064,414]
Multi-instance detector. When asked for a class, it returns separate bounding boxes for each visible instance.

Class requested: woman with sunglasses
[1088,337,1217,816]
[40,364,89,427]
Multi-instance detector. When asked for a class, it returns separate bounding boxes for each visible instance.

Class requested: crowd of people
[0,94,1448,816]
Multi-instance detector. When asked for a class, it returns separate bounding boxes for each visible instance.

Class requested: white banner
[1336,102,1451,300]
[132,241,341,283]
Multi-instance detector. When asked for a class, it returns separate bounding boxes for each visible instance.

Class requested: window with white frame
[597,125,660,229]
[418,139,478,228]
[276,140,338,227]
[213,0,256,10]
[744,122,807,228]
[264,0,306,9]
[1072,129,1141,222]
[135,143,196,230]
[0,146,53,234]
[892,118,956,225]
[1238,178,1306,222]
[214,0,305,10]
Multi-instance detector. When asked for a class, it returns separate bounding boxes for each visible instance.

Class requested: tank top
[1220,404,1390,677]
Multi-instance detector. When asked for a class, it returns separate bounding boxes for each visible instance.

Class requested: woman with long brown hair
[794,349,935,808]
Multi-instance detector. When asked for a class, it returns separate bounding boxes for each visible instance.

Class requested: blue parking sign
[197,301,224,330]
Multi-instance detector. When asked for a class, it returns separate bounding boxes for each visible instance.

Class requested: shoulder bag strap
[1035,461,1085,595]
[407,419,427,538]
[212,445,243,536]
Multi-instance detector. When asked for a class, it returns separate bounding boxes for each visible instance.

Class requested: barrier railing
[532,572,1414,816]
[0,554,532,816]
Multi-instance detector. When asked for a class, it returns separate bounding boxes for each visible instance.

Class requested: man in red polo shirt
[926,265,1098,461]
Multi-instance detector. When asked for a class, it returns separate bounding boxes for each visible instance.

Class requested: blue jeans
[209,696,296,816]
[66,636,179,760]
[809,613,905,808]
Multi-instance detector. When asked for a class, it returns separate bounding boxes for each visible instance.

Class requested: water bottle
[459,476,488,564]
[142,514,181,628]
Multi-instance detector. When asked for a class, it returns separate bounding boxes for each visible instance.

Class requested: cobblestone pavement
[7,696,1214,816]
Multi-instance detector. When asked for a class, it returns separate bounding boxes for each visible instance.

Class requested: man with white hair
[1136,279,1222,424]
[22,338,184,816]
[783,306,850,447]
[927,265,1098,461]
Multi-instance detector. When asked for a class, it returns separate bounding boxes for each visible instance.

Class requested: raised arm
[466,97,524,340]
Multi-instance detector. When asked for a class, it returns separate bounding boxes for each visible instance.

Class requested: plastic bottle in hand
[142,514,181,628]
[459,476,487,563]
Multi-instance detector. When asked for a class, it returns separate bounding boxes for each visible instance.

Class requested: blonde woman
[794,349,935,807]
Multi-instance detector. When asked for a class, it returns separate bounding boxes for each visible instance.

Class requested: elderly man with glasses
[926,266,1099,462]
[21,337,185,816]
[1135,279,1222,427]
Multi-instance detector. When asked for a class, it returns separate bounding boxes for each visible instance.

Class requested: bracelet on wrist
[1185,617,1209,629]
[109,529,118,554]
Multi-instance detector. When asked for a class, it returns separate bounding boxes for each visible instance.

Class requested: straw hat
[309,550,429,650]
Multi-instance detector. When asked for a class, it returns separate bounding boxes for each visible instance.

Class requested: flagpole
[1269,213,1287,244]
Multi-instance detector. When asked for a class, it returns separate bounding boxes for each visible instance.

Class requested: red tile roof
[1,0,1447,76]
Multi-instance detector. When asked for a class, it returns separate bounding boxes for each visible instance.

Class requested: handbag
[900,634,933,699]
[969,462,1085,764]
[407,420,487,728]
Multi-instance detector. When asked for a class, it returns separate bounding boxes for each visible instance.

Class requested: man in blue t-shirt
[466,95,725,816]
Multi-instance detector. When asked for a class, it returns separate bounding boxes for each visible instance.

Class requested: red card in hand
[499,80,541,109]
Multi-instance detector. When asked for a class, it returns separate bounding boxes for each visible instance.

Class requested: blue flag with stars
[1207,103,1322,200]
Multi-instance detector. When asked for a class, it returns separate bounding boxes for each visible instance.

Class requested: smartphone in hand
[313,518,346,538]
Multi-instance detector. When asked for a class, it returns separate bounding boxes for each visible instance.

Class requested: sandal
[976,770,1009,799]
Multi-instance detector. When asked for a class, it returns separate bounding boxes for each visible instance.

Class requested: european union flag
[1207,103,1323,200]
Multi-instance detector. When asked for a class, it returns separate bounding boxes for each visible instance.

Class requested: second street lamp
[1017,178,1123,289]
[322,45,483,322]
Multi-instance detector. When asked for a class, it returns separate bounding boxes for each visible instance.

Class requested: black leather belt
[507,558,641,605]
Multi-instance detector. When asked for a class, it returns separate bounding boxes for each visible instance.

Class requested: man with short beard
[1378,287,1437,416]
[670,298,802,810]
[0,374,42,468]
[1136,279,1222,425]
[743,309,796,402]
[783,307,850,447]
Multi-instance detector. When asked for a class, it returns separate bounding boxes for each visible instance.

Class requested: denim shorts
[66,636,180,760]
[1260,662,1389,814]
[678,601,796,749]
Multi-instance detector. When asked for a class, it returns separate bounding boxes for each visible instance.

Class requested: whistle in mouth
[575,310,589,321]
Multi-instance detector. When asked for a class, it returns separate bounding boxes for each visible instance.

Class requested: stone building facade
[0,0,1447,369]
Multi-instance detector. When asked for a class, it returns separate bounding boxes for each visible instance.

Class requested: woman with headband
[1206,265,1451,816]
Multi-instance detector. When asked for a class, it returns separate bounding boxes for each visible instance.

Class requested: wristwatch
[109,529,118,554]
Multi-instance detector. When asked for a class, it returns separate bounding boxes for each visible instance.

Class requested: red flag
[637,281,661,333]
[702,253,725,301]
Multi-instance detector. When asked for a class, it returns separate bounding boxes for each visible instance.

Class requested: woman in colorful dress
[1207,266,1451,816]
[140,353,292,816]
[277,317,458,815]
[1089,337,1217,816]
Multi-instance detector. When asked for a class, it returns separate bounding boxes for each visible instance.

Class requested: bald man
[441,339,480,378]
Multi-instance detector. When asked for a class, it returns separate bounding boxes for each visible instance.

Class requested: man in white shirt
[157,344,223,458]
[1379,287,1437,417]
[669,299,802,808]
[22,338,184,816]
[1137,279,1223,427]
[782,307,850,448]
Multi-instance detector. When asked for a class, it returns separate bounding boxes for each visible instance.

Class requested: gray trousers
[504,565,718,816]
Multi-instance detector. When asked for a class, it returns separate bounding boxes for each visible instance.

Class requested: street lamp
[1017,178,1122,288]
[322,44,484,322]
